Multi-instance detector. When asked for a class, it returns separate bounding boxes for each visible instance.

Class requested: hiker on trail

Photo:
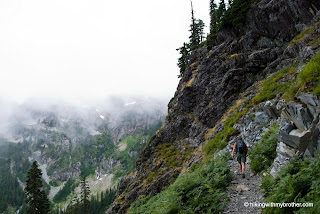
[232,136,248,178]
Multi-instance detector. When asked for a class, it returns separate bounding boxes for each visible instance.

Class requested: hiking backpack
[236,141,245,154]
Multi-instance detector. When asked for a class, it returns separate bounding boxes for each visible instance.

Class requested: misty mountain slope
[0,96,167,213]
[107,0,320,213]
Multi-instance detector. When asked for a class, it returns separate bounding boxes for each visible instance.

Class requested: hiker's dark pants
[237,152,246,163]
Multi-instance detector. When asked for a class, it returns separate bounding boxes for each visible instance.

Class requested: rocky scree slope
[107,0,320,213]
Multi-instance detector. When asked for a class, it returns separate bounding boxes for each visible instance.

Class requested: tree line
[22,161,116,214]
[0,141,31,213]
[177,0,254,77]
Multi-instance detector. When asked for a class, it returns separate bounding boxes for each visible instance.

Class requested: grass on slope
[128,153,232,214]
[298,51,320,96]
[253,51,320,104]
[252,63,299,104]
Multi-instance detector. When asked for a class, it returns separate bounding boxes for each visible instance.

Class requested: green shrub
[146,172,157,184]
[128,153,232,214]
[252,51,320,103]
[222,0,255,28]
[50,180,62,187]
[249,124,279,173]
[156,143,192,169]
[290,22,320,46]
[298,51,320,96]
[253,63,298,104]
[299,53,320,83]
[261,155,320,213]
[314,83,320,96]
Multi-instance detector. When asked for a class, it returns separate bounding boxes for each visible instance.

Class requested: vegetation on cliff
[53,179,78,204]
[128,153,232,214]
[299,50,320,96]
[0,158,25,213]
[0,141,31,213]
[252,50,320,106]
[261,155,320,213]
[249,124,279,173]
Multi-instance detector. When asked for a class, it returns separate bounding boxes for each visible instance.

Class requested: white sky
[0,0,210,103]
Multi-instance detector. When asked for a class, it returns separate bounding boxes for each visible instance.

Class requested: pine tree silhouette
[25,161,50,214]
[81,176,90,214]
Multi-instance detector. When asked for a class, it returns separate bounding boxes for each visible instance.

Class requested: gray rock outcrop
[270,93,320,175]
[279,93,320,157]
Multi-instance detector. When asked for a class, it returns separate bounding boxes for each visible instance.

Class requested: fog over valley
[0,95,168,142]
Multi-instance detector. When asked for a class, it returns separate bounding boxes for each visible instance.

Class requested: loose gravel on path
[222,159,264,214]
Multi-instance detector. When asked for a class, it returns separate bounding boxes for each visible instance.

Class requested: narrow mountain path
[222,158,263,214]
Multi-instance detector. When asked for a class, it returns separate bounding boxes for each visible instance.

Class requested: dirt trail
[222,158,263,214]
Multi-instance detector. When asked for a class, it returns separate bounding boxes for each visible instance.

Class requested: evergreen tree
[209,0,218,35]
[176,42,190,77]
[188,0,205,50]
[223,0,252,27]
[0,158,25,213]
[176,0,205,77]
[100,191,104,209]
[189,0,198,50]
[81,176,90,214]
[25,161,50,214]
[217,0,226,27]
[196,19,205,43]
[58,188,116,214]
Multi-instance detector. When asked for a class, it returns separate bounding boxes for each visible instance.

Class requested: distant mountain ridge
[0,96,167,213]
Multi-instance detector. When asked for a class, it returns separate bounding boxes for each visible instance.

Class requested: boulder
[270,142,296,177]
[307,116,320,157]
[280,131,300,148]
[289,129,312,152]
[276,99,287,112]
[264,100,279,119]
[279,118,295,134]
[297,93,320,118]
[281,102,313,130]
[279,94,320,157]
[279,123,312,150]
[254,112,269,124]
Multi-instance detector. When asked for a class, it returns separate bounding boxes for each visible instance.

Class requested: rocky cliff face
[107,0,320,213]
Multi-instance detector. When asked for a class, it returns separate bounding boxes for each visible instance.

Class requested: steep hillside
[107,0,320,213]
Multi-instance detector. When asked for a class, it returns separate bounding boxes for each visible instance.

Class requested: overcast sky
[0,0,210,103]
